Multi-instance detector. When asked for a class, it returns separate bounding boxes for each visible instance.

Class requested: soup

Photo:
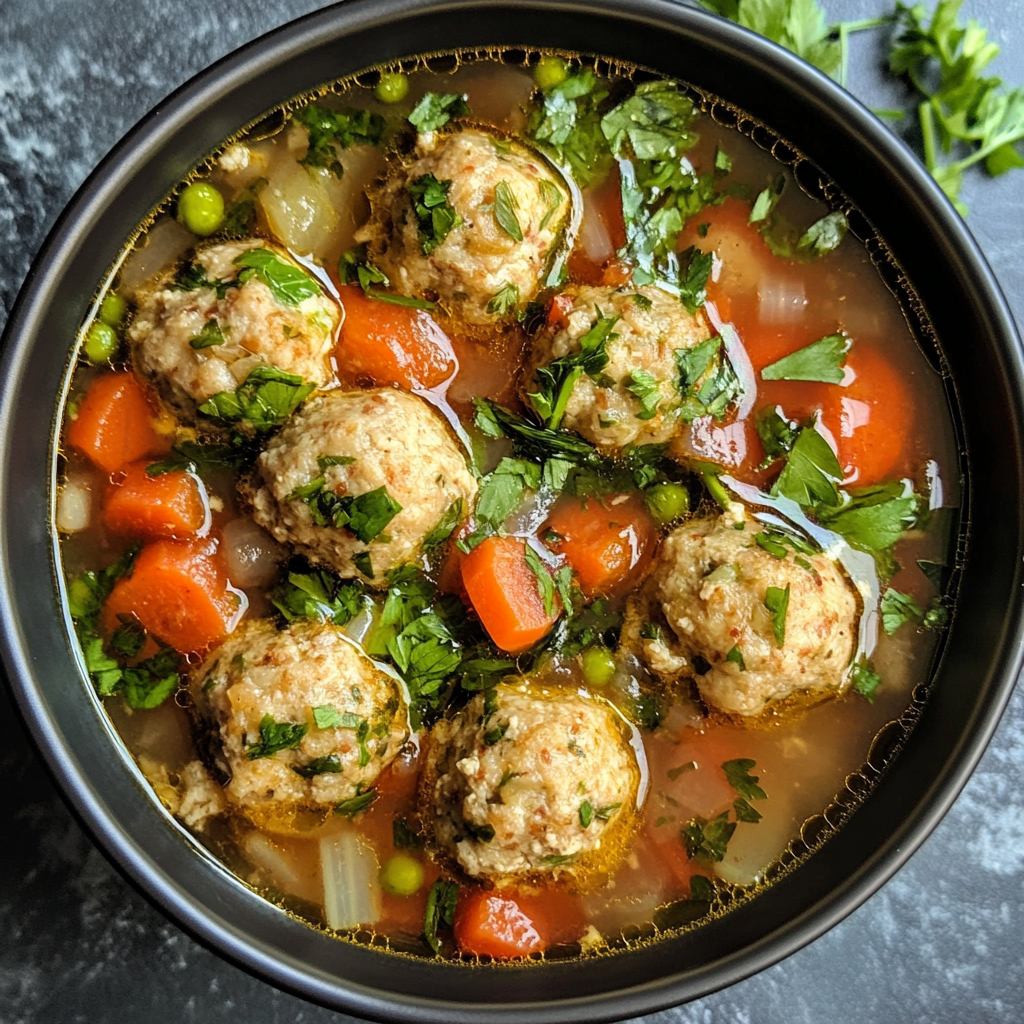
[56,51,958,961]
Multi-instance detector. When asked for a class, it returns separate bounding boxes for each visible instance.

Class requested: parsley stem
[700,470,732,512]
[836,16,891,89]
[919,100,938,173]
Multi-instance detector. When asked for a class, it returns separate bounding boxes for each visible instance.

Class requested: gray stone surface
[1,1,1022,1022]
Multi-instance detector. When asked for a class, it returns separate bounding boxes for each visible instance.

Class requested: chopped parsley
[579,800,621,828]
[422,499,464,554]
[492,181,523,241]
[625,368,663,420]
[760,333,851,384]
[292,754,343,778]
[292,102,385,177]
[146,441,250,477]
[538,178,564,230]
[198,366,314,434]
[272,568,365,626]
[528,310,618,428]
[335,785,377,818]
[408,173,461,255]
[764,584,790,647]
[880,587,924,635]
[245,714,308,759]
[850,656,882,702]
[219,177,266,238]
[771,420,843,509]
[725,644,746,670]
[288,473,401,543]
[459,457,540,552]
[423,879,460,954]
[675,336,742,422]
[486,282,519,316]
[232,248,322,306]
[682,812,736,862]
[312,703,345,729]
[189,319,224,350]
[754,405,801,468]
[408,92,469,133]
[722,758,767,802]
[393,817,423,850]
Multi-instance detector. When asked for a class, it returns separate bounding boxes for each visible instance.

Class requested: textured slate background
[1,1,1022,1022]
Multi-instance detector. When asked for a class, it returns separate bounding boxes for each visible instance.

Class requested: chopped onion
[578,193,615,263]
[119,218,195,295]
[244,833,303,894]
[757,275,807,324]
[56,477,93,533]
[222,518,285,588]
[320,829,382,931]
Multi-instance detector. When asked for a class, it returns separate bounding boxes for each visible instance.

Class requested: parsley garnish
[232,249,321,306]
[579,800,621,828]
[423,879,459,955]
[486,282,519,317]
[473,398,602,468]
[682,812,736,862]
[850,656,882,702]
[761,333,851,383]
[880,587,924,635]
[146,441,250,477]
[313,703,345,729]
[722,758,767,801]
[288,476,402,544]
[393,818,423,850]
[538,178,564,230]
[198,366,314,434]
[523,544,560,617]
[725,644,746,670]
[527,67,613,189]
[818,481,920,554]
[335,785,377,818]
[245,714,308,759]
[492,181,523,241]
[754,406,801,468]
[763,585,790,647]
[292,103,385,177]
[733,798,762,823]
[272,568,365,626]
[675,336,742,422]
[293,754,343,778]
[771,420,843,509]
[625,368,663,420]
[458,457,540,552]
[528,310,618,428]
[189,319,224,350]
[408,92,469,132]
[408,174,461,255]
[219,177,267,238]
[422,499,464,554]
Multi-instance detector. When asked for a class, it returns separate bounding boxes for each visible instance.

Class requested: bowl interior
[2,1,1022,1021]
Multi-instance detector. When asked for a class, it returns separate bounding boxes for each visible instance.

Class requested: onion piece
[56,477,93,533]
[578,192,615,263]
[245,832,304,894]
[119,218,195,295]
[221,518,285,589]
[320,829,382,931]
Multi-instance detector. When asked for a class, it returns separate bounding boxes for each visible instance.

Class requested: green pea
[645,482,690,527]
[83,322,119,365]
[375,72,409,104]
[177,182,225,236]
[581,646,616,687]
[380,853,425,896]
[534,56,569,91]
[98,293,128,328]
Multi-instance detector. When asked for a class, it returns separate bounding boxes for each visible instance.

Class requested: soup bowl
[1,0,1022,1020]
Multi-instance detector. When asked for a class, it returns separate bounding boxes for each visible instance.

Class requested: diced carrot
[547,291,575,327]
[102,461,208,540]
[544,494,656,599]
[336,285,456,390]
[66,372,167,474]
[101,538,241,653]
[460,536,559,654]
[453,890,549,959]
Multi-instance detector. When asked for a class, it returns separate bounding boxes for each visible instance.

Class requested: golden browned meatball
[357,129,570,325]
[129,239,338,416]
[191,620,408,820]
[630,512,859,716]
[243,388,477,585]
[421,681,640,889]
[524,284,713,450]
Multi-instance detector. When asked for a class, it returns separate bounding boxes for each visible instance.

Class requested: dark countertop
[1,1,1022,1021]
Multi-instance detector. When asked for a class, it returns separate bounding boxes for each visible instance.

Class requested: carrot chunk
[101,539,241,653]
[66,372,166,474]
[544,494,656,599]
[103,461,208,540]
[460,536,559,654]
[336,285,456,390]
[453,890,548,959]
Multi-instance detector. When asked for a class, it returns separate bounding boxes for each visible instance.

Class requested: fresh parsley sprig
[292,103,386,178]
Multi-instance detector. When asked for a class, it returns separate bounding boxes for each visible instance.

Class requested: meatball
[524,285,712,450]
[357,129,570,325]
[421,682,640,889]
[243,388,477,584]
[191,619,408,818]
[128,239,339,416]
[631,512,859,716]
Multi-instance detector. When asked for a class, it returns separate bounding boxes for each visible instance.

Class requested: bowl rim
[2,0,1023,1020]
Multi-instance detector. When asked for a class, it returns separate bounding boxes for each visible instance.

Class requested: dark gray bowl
[1,0,1022,1020]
